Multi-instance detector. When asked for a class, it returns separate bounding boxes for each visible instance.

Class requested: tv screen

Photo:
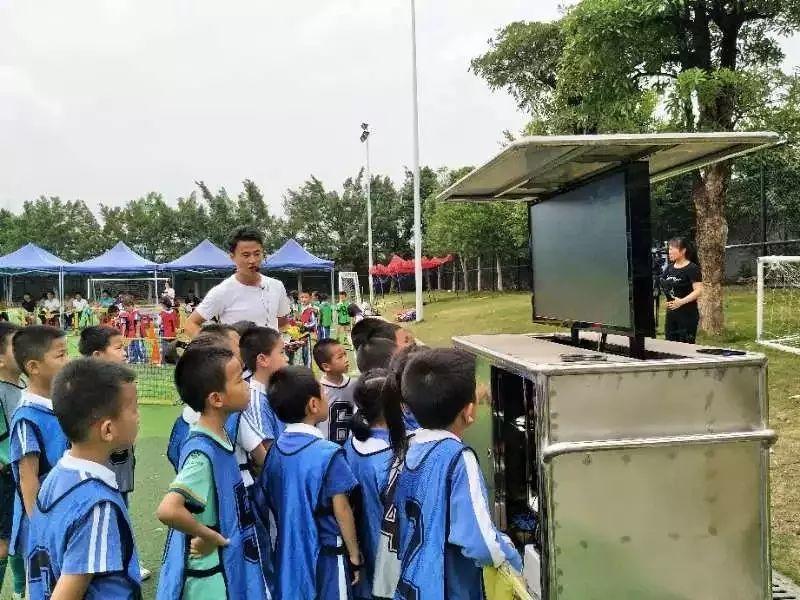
[529,164,654,336]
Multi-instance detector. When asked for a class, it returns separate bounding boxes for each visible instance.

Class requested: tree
[473,2,800,333]
[13,197,105,261]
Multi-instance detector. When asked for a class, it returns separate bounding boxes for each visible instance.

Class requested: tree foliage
[472,1,800,332]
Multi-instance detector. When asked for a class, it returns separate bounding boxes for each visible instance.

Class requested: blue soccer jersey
[254,423,358,600]
[9,393,69,556]
[394,429,522,600]
[245,379,285,443]
[27,453,141,599]
[344,429,402,600]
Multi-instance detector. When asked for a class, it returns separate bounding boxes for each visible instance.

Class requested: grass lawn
[3,287,797,599]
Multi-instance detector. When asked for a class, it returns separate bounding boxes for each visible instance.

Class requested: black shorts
[665,306,700,343]
[0,467,15,540]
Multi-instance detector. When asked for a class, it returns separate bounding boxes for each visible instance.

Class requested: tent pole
[298,272,303,293]
[330,270,335,299]
[87,278,91,303]
[58,269,64,329]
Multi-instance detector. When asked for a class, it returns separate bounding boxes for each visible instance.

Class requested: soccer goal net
[756,256,800,354]
[338,272,362,306]
[88,277,171,307]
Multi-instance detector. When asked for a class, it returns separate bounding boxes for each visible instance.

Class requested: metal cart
[455,332,775,599]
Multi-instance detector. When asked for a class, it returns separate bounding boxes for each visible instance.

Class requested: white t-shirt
[72,298,88,312]
[164,287,175,301]
[43,298,61,312]
[195,274,290,330]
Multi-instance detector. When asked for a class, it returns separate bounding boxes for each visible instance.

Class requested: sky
[1,1,799,216]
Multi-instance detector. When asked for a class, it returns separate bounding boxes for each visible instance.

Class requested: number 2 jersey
[319,375,357,446]
[393,429,522,600]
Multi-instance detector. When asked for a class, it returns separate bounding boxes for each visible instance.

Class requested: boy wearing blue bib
[253,366,362,600]
[27,358,142,599]
[9,326,70,589]
[0,322,25,599]
[156,341,268,600]
[394,349,522,600]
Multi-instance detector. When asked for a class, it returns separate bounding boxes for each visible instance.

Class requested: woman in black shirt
[660,237,704,343]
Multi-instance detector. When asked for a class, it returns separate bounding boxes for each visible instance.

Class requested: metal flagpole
[410,0,423,322]
[360,124,374,306]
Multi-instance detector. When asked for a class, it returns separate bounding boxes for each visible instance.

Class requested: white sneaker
[12,593,24,600]
[140,567,152,581]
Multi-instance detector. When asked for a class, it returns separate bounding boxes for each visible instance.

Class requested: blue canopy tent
[159,239,234,272]
[264,239,335,296]
[0,243,72,322]
[65,241,162,304]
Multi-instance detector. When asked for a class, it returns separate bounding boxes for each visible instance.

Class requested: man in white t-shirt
[163,282,176,303]
[184,226,290,337]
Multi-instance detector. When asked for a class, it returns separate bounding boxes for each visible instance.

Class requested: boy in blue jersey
[0,322,25,599]
[156,342,268,600]
[239,326,287,450]
[27,358,142,599]
[9,326,70,594]
[78,325,152,582]
[343,369,408,600]
[394,348,522,600]
[254,366,362,600]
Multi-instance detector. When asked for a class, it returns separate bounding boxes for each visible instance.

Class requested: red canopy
[371,254,453,276]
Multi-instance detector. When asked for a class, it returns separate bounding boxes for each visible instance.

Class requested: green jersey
[336,301,351,325]
[319,301,333,327]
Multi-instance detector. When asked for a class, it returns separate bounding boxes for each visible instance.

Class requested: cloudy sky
[1,1,798,215]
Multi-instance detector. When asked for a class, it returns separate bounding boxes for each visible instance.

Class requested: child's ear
[99,418,115,443]
[461,401,476,426]
[207,391,224,409]
[92,350,103,358]
[25,358,40,377]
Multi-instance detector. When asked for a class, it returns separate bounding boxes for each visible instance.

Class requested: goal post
[88,277,171,306]
[338,272,362,306]
[756,255,800,355]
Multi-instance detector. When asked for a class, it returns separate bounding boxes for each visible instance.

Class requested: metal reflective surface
[545,441,770,599]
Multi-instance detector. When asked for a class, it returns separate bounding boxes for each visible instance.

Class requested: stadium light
[410,0,423,322]
[360,123,374,306]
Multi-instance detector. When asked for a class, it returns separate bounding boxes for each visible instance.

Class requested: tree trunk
[691,162,730,335]
[437,266,443,290]
[451,262,456,292]
[476,255,482,291]
[460,255,469,292]
[496,255,504,292]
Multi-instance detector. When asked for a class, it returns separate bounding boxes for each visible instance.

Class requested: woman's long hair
[669,236,699,266]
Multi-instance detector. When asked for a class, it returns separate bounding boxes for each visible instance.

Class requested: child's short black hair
[227,226,264,253]
[239,326,282,372]
[78,326,122,356]
[318,292,328,302]
[174,342,236,412]
[52,358,136,443]
[268,366,321,423]
[313,338,342,370]
[351,318,397,350]
[0,322,21,355]
[12,325,66,377]
[401,348,476,429]
[230,320,257,337]
[356,337,397,372]
[200,323,237,337]
[160,297,173,309]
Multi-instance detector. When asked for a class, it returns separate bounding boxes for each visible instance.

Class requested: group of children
[0,313,521,599]
[101,295,179,365]
[285,290,359,367]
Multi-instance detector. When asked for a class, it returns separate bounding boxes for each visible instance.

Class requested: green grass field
[2,287,798,598]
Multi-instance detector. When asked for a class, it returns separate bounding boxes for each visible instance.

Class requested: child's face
[0,338,20,376]
[29,337,69,385]
[106,381,140,449]
[323,344,350,375]
[394,328,415,350]
[95,334,127,364]
[261,338,288,376]
[308,390,329,425]
[219,357,250,412]
[300,293,311,305]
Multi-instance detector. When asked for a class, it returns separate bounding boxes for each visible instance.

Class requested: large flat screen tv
[529,163,654,337]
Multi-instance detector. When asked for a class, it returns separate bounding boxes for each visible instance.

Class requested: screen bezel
[528,162,655,338]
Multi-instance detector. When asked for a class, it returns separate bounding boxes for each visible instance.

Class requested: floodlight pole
[410,0,423,322]
[361,125,375,306]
